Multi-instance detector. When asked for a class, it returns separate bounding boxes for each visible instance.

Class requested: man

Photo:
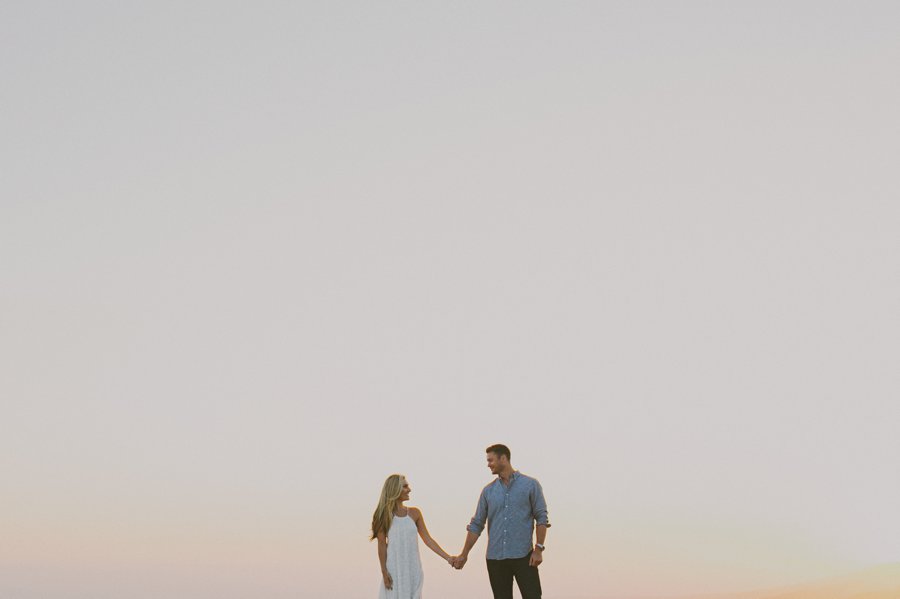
[452,444,550,599]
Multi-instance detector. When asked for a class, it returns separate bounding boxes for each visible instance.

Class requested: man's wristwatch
[535,544,545,551]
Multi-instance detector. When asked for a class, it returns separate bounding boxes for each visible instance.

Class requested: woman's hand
[382,570,393,590]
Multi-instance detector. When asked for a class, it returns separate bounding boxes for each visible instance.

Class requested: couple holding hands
[371,444,550,599]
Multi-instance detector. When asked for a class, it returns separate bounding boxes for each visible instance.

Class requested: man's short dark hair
[486,444,511,461]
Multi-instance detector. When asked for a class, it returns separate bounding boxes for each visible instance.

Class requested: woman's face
[399,479,411,502]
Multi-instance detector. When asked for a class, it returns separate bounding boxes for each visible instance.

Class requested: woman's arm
[376,531,392,589]
[410,507,452,563]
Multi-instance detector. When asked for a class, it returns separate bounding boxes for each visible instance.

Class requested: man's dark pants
[486,551,542,599]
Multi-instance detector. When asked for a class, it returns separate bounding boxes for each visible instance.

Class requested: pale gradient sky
[2,2,899,598]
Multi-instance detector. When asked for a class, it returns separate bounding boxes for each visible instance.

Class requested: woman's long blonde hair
[370,474,405,540]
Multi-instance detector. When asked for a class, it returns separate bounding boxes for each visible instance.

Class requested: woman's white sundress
[378,514,424,599]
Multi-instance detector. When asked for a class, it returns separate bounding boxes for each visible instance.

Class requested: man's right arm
[455,490,488,569]
[454,531,479,568]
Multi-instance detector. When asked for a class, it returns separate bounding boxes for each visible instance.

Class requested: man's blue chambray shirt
[466,471,551,560]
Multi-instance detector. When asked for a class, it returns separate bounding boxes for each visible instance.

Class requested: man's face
[486,452,505,474]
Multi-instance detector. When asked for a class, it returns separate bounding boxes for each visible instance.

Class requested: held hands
[448,554,467,570]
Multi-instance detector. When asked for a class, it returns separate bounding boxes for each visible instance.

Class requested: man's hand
[529,548,543,568]
[453,555,468,570]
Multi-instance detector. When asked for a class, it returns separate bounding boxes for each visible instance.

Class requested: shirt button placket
[503,489,509,557]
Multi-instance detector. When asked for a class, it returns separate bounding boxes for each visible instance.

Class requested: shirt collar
[498,470,520,484]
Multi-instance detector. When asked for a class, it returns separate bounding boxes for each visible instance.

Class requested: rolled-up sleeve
[466,489,488,535]
[531,480,551,527]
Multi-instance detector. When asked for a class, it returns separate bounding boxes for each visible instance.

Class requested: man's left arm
[529,480,550,567]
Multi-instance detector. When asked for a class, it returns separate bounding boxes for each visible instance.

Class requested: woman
[371,474,454,598]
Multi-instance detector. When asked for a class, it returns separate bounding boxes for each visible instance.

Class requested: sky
[1,2,899,598]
